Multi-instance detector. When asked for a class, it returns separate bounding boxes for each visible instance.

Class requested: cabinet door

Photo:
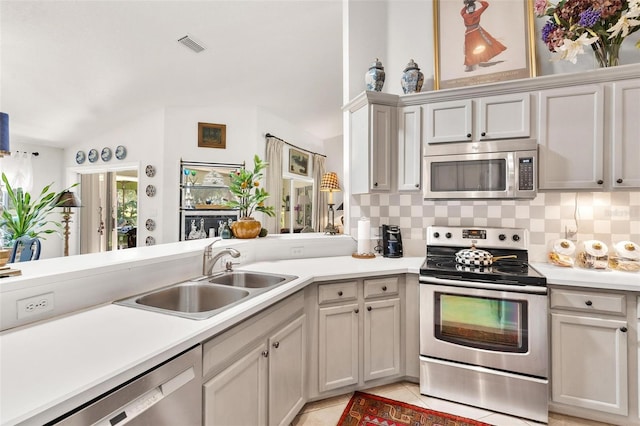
[612,79,640,188]
[370,104,392,191]
[203,342,268,426]
[538,85,605,190]
[551,313,628,416]
[478,93,530,140]
[425,99,472,144]
[363,298,401,382]
[318,303,359,392]
[268,315,306,426]
[397,106,422,191]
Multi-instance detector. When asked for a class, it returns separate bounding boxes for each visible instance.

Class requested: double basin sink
[115,271,298,320]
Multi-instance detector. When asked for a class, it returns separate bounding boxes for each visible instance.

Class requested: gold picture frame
[289,148,309,176]
[198,122,226,149]
[433,0,536,90]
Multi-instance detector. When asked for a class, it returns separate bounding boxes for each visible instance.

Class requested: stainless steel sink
[115,271,298,320]
[207,271,296,288]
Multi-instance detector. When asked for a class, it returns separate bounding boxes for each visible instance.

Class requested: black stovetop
[420,246,547,286]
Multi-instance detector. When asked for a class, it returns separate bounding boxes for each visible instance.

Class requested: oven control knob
[433,232,440,238]
[512,234,520,242]
[445,232,452,239]
[499,234,506,241]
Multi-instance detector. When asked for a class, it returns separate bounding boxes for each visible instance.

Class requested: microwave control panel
[518,157,535,190]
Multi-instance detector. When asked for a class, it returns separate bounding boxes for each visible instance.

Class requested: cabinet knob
[620,327,628,333]
[382,286,387,291]
[367,306,372,311]
[617,178,623,184]
[262,350,269,358]
[374,182,378,187]
[481,131,486,137]
[597,180,604,185]
[415,183,419,188]
[338,291,343,296]
[272,341,280,349]
[466,133,472,138]
[585,300,593,306]
[354,308,359,314]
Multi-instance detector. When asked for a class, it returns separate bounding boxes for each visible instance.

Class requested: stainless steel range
[419,226,548,423]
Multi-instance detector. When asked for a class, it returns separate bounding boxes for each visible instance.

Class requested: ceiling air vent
[178,35,205,53]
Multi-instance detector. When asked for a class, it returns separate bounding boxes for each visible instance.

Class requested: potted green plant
[224,155,275,238]
[0,172,77,246]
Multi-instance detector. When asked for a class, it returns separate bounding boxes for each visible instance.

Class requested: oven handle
[419,275,548,295]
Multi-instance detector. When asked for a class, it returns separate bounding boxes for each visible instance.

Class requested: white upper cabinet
[424,93,530,144]
[538,85,605,190]
[397,106,422,191]
[611,79,640,189]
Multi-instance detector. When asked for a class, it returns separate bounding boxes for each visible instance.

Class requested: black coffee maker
[381,225,403,258]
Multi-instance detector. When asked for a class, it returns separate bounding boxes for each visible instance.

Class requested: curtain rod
[265,133,326,158]
[11,151,39,156]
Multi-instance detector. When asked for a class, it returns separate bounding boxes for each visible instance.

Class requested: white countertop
[0,255,421,426]
[2,253,638,425]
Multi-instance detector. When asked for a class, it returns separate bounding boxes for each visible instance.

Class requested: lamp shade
[320,172,341,192]
[0,112,10,156]
[55,191,82,208]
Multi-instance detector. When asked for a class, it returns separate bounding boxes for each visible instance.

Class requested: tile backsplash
[350,191,640,262]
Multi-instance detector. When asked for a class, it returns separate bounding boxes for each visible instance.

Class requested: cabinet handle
[620,327,628,333]
[481,131,486,137]
[262,350,269,358]
[367,306,372,311]
[354,308,359,314]
[597,180,604,185]
[617,178,623,184]
[466,133,472,138]
[273,341,280,349]
[382,286,387,291]
[585,300,593,306]
[338,291,343,296]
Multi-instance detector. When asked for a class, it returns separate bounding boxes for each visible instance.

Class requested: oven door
[419,277,548,378]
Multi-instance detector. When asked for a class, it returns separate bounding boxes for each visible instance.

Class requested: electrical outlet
[291,247,304,257]
[17,292,54,319]
[564,226,578,241]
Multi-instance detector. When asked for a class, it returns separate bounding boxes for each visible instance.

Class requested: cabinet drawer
[364,277,399,299]
[318,281,358,304]
[550,288,626,315]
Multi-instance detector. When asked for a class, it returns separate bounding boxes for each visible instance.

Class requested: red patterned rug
[337,391,492,426]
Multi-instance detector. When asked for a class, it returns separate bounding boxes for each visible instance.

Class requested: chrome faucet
[203,245,241,276]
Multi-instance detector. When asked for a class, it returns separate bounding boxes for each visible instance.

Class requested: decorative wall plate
[101,147,112,162]
[145,218,156,231]
[115,145,127,160]
[145,236,156,246]
[145,165,156,178]
[88,149,99,163]
[145,184,156,197]
[75,151,86,164]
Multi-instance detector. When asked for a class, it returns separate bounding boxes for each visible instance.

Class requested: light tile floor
[292,381,611,426]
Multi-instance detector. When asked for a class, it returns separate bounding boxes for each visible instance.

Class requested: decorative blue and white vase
[365,58,385,92]
[401,59,424,94]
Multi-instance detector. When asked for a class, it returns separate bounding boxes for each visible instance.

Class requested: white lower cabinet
[550,287,630,419]
[202,292,306,426]
[317,276,402,394]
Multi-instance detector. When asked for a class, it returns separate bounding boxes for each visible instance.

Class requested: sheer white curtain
[264,136,284,234]
[0,152,33,192]
[312,154,326,232]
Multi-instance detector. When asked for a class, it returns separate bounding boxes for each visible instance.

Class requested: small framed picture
[198,122,226,149]
[289,148,309,176]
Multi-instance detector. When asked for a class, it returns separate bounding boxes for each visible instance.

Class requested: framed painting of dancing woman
[433,0,536,90]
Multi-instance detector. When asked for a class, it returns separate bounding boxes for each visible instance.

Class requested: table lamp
[320,172,341,235]
[55,191,82,256]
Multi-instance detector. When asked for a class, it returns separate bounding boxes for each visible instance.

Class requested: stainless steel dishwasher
[50,345,202,426]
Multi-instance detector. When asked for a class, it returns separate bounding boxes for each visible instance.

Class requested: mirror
[281,177,314,233]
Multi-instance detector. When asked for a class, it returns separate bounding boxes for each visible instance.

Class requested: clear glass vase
[591,39,621,67]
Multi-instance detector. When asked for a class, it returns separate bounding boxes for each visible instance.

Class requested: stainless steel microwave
[423,139,538,200]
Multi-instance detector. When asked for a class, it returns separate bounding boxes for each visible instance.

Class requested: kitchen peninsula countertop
[2,250,639,425]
